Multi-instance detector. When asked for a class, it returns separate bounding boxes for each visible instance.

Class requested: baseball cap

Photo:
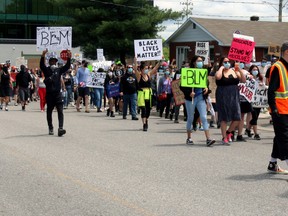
[281,42,288,52]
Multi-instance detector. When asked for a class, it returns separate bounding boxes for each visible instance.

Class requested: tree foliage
[54,0,181,63]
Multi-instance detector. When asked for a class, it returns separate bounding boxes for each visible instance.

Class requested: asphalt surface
[0,101,287,216]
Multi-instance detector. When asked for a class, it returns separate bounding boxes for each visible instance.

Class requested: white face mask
[50,65,58,70]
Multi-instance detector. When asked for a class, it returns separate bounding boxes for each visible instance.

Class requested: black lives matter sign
[134,39,163,61]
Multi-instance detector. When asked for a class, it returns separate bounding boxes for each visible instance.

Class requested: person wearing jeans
[181,55,215,146]
[120,65,138,120]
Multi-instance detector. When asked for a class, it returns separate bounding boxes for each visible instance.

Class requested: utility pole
[279,0,283,22]
[180,0,193,20]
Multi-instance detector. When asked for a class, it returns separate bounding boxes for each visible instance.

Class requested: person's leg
[174,104,180,123]
[131,93,137,119]
[185,100,195,142]
[46,95,54,133]
[99,88,104,110]
[122,94,128,118]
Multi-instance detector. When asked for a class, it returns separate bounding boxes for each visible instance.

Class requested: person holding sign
[215,57,246,145]
[267,42,288,174]
[180,55,215,146]
[245,65,264,140]
[40,49,71,136]
[158,68,172,119]
[105,69,119,117]
[134,58,160,131]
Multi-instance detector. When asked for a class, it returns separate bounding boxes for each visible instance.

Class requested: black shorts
[78,87,90,98]
[1,86,11,97]
[19,87,29,101]
[240,101,253,113]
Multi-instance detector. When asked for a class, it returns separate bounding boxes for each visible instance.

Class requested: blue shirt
[76,67,90,86]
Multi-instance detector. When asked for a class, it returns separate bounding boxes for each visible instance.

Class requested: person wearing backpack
[40,49,71,136]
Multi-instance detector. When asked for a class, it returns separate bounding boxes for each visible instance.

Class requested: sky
[154,0,288,40]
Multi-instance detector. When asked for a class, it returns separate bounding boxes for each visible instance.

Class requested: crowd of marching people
[0,52,275,144]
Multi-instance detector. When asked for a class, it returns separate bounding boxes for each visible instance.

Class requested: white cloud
[154,0,288,39]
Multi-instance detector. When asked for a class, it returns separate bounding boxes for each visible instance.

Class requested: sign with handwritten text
[134,39,163,61]
[228,37,255,63]
[37,27,72,51]
[181,68,208,88]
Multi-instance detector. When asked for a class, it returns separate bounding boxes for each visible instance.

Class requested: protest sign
[36,27,72,51]
[180,68,208,88]
[134,39,163,61]
[92,61,112,72]
[228,37,255,63]
[86,72,106,88]
[171,80,185,106]
[251,84,269,108]
[233,33,255,61]
[195,42,209,65]
[268,43,281,57]
[106,83,120,98]
[238,78,256,102]
[97,49,104,61]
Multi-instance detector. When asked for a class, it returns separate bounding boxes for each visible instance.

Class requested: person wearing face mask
[134,58,160,131]
[75,60,90,113]
[235,61,254,142]
[215,57,246,145]
[259,57,269,84]
[180,55,215,146]
[120,64,139,120]
[158,68,173,119]
[105,70,119,117]
[16,65,32,111]
[245,65,263,140]
[267,42,288,174]
[40,49,71,136]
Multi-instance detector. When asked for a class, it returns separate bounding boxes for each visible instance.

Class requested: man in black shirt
[120,65,139,120]
[16,65,32,111]
[40,49,71,136]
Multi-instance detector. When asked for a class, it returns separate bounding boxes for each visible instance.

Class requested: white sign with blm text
[195,42,209,65]
[36,26,72,51]
[134,39,163,61]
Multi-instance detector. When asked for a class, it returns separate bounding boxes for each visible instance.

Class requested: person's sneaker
[226,132,233,143]
[58,128,66,137]
[123,116,127,119]
[254,134,261,140]
[132,117,139,120]
[206,139,216,147]
[186,138,194,145]
[106,109,110,116]
[49,129,54,135]
[222,137,230,145]
[22,106,25,111]
[174,119,179,123]
[236,135,247,142]
[5,107,8,111]
[169,113,173,120]
[267,162,288,175]
[245,129,253,138]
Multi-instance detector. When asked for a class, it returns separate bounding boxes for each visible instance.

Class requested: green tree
[54,0,181,64]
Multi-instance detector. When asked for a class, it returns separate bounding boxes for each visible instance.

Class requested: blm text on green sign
[181,68,208,88]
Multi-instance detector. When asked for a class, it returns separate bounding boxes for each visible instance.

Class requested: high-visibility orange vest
[270,61,288,114]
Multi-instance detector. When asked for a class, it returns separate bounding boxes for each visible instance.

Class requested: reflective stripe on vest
[274,61,288,99]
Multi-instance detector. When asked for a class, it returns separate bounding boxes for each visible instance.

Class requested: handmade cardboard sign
[134,39,163,61]
[37,27,72,51]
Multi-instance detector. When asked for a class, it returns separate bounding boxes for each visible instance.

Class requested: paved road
[0,102,287,216]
